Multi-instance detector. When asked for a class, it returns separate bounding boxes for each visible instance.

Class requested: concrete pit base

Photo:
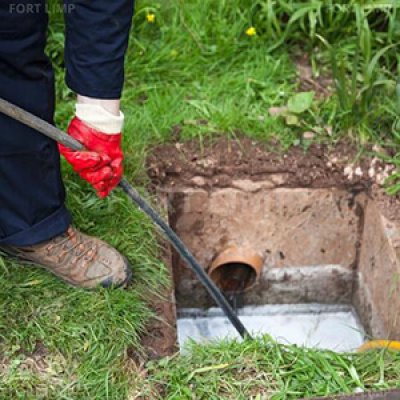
[177,304,365,352]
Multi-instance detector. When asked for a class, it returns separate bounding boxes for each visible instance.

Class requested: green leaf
[187,363,231,381]
[285,114,300,126]
[287,91,315,114]
[396,79,400,113]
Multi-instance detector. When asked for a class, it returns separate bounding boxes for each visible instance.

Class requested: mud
[134,248,178,361]
[139,299,178,360]
[147,137,400,222]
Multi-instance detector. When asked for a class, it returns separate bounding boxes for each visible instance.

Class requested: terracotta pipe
[208,246,264,293]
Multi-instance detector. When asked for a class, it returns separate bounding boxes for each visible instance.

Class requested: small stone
[354,167,363,177]
[376,173,385,185]
[191,176,206,187]
[326,161,333,168]
[343,166,353,177]
[384,164,394,173]
[268,106,287,117]
[196,158,216,168]
[372,144,384,153]
[302,131,315,140]
[368,167,375,178]
[269,174,287,185]
[232,179,262,192]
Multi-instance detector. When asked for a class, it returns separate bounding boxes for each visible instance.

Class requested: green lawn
[145,338,400,399]
[1,1,399,398]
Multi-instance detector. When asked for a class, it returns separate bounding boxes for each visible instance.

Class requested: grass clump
[147,337,400,399]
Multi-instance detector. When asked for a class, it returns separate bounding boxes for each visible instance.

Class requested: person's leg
[0,0,133,288]
[0,0,71,246]
[63,0,135,100]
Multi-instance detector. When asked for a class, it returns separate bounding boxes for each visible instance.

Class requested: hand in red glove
[58,117,123,198]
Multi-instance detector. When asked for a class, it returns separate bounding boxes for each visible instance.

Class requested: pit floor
[177,304,365,352]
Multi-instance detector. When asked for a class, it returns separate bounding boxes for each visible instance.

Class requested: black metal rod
[0,97,251,339]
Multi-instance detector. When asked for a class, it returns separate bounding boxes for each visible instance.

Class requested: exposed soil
[139,298,177,360]
[146,136,400,221]
[129,294,177,362]
[132,247,178,361]
[18,341,50,374]
[0,340,70,387]
[371,186,400,222]
[294,53,334,99]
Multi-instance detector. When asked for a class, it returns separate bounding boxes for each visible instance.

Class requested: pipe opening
[209,262,257,293]
[208,246,264,294]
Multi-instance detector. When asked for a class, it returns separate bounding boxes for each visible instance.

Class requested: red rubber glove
[58,117,123,198]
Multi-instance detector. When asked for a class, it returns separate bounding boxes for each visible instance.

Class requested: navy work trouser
[0,0,134,246]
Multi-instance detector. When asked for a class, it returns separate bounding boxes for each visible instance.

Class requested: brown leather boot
[0,226,132,289]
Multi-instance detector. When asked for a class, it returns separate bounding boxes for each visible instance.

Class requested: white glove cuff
[75,104,124,135]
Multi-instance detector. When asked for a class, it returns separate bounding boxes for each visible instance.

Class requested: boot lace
[45,228,97,265]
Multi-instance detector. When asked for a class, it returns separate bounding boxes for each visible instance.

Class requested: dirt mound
[146,137,400,221]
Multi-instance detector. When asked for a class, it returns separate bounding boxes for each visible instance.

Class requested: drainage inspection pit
[158,181,400,353]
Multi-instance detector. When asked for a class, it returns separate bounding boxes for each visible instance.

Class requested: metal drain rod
[0,97,252,340]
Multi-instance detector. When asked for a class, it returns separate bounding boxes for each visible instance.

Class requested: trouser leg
[0,0,71,246]
[64,0,135,99]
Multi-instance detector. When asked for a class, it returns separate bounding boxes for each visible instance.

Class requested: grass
[0,190,167,398]
[145,337,400,399]
[0,0,399,398]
